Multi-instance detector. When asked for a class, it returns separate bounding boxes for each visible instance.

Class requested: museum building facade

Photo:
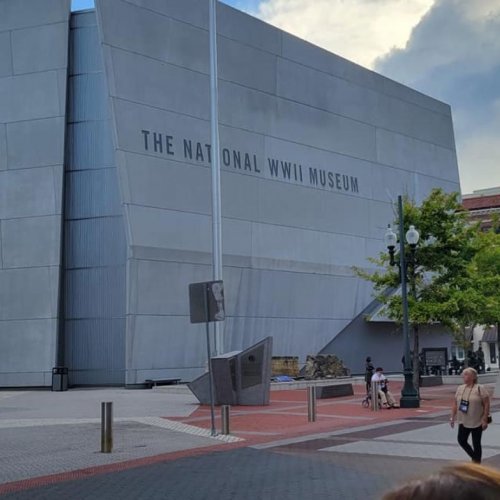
[0,0,461,386]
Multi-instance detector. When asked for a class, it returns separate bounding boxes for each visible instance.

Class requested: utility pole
[208,0,224,355]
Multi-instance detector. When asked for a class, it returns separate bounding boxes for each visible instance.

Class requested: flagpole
[209,0,224,355]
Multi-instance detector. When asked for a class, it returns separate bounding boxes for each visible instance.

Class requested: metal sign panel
[423,348,447,367]
[188,280,225,324]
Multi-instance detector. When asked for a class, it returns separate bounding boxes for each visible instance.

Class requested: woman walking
[450,367,490,464]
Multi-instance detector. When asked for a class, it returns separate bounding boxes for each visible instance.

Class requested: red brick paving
[172,383,458,444]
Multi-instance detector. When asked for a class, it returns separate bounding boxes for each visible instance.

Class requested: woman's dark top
[365,361,374,383]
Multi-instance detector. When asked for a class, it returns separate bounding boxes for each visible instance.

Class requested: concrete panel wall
[0,0,70,387]
[321,316,454,376]
[95,0,461,383]
[11,22,68,74]
[63,11,126,386]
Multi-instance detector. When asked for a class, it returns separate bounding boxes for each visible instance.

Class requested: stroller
[361,390,372,408]
[361,381,383,409]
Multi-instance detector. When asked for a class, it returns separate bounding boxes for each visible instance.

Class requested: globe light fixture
[384,225,397,249]
[406,225,420,246]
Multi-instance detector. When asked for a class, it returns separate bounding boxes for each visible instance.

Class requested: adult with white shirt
[371,367,398,408]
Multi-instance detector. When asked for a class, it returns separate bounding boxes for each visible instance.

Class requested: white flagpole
[209,0,224,355]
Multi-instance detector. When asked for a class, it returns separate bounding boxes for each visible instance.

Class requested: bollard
[307,385,317,422]
[221,405,230,435]
[101,402,113,453]
[371,382,380,411]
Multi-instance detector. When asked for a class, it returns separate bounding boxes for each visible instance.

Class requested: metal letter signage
[140,130,361,196]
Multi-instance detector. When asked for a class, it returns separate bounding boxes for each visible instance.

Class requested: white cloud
[255,0,500,193]
[375,0,500,88]
[257,0,434,69]
[456,105,500,194]
[375,0,500,193]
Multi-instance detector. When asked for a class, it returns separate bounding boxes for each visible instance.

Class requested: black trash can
[52,366,68,392]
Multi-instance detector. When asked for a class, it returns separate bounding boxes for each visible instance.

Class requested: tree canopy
[357,188,500,352]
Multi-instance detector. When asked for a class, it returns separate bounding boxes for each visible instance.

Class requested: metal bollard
[307,385,317,422]
[101,402,113,453]
[221,405,230,435]
[371,382,380,412]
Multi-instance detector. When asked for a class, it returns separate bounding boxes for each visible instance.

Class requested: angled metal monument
[188,336,273,406]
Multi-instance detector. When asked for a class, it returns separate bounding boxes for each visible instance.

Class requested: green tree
[419,218,500,357]
[356,188,500,386]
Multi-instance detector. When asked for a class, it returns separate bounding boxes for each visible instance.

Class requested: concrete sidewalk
[0,383,498,498]
[1,399,499,499]
[0,387,240,487]
[0,387,200,419]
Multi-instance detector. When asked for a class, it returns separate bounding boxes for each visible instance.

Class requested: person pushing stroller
[365,356,374,394]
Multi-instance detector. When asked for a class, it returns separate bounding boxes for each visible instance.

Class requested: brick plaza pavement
[174,381,462,439]
[0,383,499,499]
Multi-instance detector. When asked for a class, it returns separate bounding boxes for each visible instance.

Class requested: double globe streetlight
[383,196,420,408]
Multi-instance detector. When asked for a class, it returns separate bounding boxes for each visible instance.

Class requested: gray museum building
[0,0,461,387]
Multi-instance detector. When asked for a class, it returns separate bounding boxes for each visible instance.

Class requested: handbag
[478,385,492,424]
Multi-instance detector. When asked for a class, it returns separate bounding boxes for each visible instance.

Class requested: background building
[462,186,500,369]
[0,0,460,387]
[463,187,500,232]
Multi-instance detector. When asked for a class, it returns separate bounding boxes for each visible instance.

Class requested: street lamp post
[384,195,420,409]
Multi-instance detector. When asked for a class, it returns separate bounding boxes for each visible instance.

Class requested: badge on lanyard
[459,399,469,413]
[459,385,474,414]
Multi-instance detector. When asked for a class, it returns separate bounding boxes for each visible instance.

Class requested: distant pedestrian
[449,355,461,375]
[477,347,485,373]
[450,367,490,464]
[371,367,398,408]
[365,356,374,393]
[382,463,500,500]
[401,350,413,369]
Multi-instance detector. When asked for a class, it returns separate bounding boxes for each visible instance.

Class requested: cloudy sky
[72,0,500,194]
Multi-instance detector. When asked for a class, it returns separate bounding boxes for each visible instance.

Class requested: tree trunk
[462,326,469,368]
[413,324,420,392]
[461,324,475,368]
